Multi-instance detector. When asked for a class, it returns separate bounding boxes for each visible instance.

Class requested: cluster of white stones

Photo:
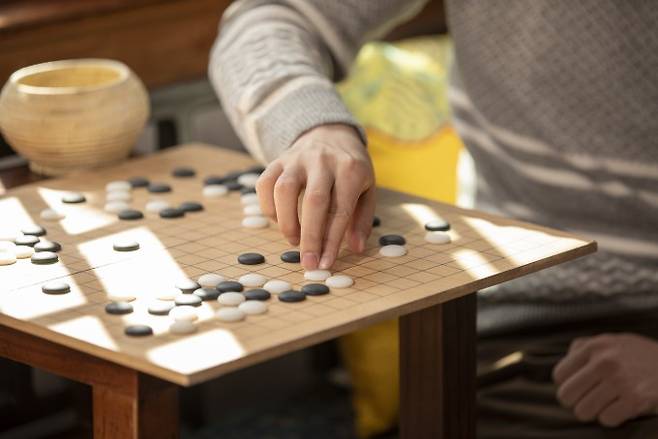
[104,180,132,213]
[240,192,269,229]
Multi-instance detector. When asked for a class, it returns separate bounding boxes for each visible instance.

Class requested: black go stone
[225,181,243,191]
[204,175,228,186]
[61,193,86,204]
[217,281,244,293]
[148,182,172,193]
[278,290,306,303]
[34,240,61,252]
[238,252,265,265]
[223,170,243,181]
[172,166,196,178]
[379,234,406,246]
[301,283,330,296]
[246,165,266,175]
[240,187,257,195]
[118,209,144,220]
[193,287,220,301]
[105,302,133,315]
[179,201,204,213]
[15,235,40,247]
[124,324,153,337]
[372,216,381,227]
[159,207,185,219]
[128,177,151,188]
[31,251,58,265]
[280,250,300,263]
[424,219,451,232]
[129,176,150,188]
[21,225,46,236]
[244,289,271,301]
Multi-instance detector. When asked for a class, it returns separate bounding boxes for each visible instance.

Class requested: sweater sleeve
[208,0,428,163]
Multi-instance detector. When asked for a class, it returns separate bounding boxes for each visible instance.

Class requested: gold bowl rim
[9,58,130,96]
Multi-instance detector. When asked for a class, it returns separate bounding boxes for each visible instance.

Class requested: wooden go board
[0,144,596,386]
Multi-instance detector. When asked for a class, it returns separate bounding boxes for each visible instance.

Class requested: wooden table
[0,144,596,438]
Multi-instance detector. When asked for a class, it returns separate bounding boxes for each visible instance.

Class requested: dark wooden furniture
[0,0,446,90]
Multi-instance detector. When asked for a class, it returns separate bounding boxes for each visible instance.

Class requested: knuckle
[256,171,277,189]
[594,355,619,375]
[305,189,329,206]
[329,207,352,221]
[274,175,299,194]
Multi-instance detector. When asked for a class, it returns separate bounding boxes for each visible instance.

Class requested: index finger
[299,169,333,269]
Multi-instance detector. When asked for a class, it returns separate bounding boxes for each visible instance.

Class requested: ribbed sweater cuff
[249,80,367,162]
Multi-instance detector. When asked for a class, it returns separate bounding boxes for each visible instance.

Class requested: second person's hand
[256,123,376,270]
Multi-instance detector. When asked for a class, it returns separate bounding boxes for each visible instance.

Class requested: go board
[0,144,596,385]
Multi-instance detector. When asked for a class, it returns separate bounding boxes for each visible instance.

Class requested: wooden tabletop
[0,143,596,386]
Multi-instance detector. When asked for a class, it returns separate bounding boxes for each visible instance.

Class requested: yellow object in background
[338,36,461,204]
[337,36,462,438]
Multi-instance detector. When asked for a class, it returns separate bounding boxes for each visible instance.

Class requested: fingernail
[319,254,332,270]
[302,252,318,269]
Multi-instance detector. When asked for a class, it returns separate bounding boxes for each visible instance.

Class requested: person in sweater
[209,1,658,436]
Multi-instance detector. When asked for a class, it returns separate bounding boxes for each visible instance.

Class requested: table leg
[93,371,179,439]
[0,324,179,439]
[399,293,477,439]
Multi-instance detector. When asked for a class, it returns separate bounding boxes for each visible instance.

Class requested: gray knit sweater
[209,0,658,333]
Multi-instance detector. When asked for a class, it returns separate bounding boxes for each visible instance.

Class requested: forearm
[209,0,427,162]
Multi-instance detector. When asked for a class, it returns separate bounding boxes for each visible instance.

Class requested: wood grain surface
[0,143,596,386]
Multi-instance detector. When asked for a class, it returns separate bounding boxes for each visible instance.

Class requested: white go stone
[237,173,259,188]
[263,279,291,295]
[0,232,18,242]
[239,273,267,287]
[243,204,262,216]
[40,208,65,221]
[14,245,35,259]
[106,181,131,192]
[379,244,407,257]
[156,288,179,301]
[198,273,224,288]
[113,239,140,252]
[105,201,131,213]
[106,293,136,302]
[425,231,451,244]
[240,193,259,205]
[169,305,198,322]
[169,320,197,335]
[0,252,17,265]
[216,307,245,322]
[325,274,354,289]
[239,300,268,315]
[106,190,132,202]
[217,292,245,306]
[203,185,228,198]
[304,270,332,281]
[242,216,269,229]
[0,241,16,252]
[145,199,170,213]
